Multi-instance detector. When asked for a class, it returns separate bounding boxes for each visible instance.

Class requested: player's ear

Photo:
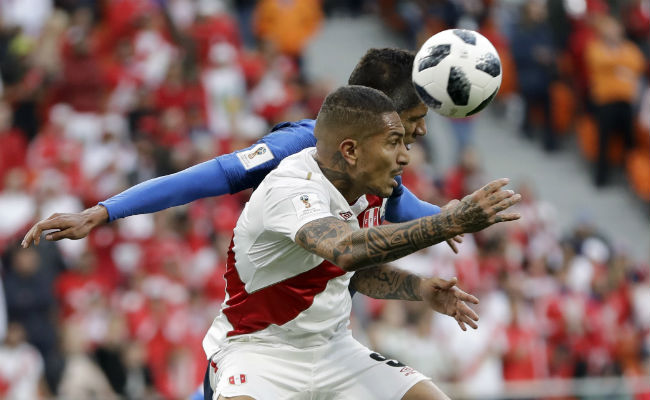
[339,139,358,166]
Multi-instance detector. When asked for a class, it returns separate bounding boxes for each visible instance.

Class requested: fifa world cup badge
[248,146,267,159]
[300,194,311,208]
[237,143,274,170]
[292,193,321,217]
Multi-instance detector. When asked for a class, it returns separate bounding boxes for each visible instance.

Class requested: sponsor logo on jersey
[339,211,353,221]
[236,143,274,170]
[228,374,247,385]
[361,207,381,228]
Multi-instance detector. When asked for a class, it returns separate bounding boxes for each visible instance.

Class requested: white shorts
[207,333,429,400]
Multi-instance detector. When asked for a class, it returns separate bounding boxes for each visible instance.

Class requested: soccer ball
[412,29,502,118]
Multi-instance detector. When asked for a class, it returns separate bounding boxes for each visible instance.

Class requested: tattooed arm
[350,264,422,300]
[350,267,481,330]
[295,178,520,272]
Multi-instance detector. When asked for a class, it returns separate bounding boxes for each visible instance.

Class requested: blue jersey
[99,119,439,222]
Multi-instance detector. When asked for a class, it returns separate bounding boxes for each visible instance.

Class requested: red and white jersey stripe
[203,148,374,357]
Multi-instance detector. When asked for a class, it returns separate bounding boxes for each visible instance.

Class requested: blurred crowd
[381,0,650,195]
[0,1,647,400]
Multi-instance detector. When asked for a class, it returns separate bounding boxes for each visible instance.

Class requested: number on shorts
[369,352,406,368]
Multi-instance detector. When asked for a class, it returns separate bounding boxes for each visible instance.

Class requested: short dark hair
[347,48,422,112]
[314,85,396,142]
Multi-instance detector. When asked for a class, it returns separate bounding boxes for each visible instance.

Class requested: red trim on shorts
[222,238,346,337]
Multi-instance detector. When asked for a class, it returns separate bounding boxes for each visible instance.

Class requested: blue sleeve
[216,119,317,193]
[384,177,441,222]
[99,119,316,221]
[99,158,230,221]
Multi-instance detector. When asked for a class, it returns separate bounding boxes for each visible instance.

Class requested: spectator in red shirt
[0,101,27,188]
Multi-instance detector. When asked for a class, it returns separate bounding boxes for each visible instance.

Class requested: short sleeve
[263,178,333,241]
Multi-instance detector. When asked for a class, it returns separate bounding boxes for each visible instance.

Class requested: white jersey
[203,148,371,358]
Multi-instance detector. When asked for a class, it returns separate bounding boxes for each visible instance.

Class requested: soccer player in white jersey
[205,86,521,400]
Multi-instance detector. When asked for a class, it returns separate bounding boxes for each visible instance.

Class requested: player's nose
[414,120,427,137]
[397,143,410,166]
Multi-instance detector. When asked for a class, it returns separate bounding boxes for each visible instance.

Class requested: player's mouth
[391,170,403,187]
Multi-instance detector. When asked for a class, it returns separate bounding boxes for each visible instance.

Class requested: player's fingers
[22,226,38,248]
[460,314,478,330]
[435,277,457,290]
[446,239,459,254]
[479,178,510,196]
[456,317,467,332]
[456,290,480,305]
[25,220,59,247]
[458,302,479,321]
[34,218,76,244]
[45,228,78,241]
[492,193,522,214]
[489,189,515,207]
[490,213,522,224]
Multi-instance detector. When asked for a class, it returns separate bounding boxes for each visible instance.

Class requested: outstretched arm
[386,177,463,253]
[21,158,230,247]
[22,121,317,247]
[101,120,316,221]
[350,267,479,331]
[295,178,520,271]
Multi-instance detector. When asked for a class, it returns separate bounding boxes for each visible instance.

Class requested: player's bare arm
[350,265,422,300]
[351,267,479,330]
[295,178,521,271]
[21,205,108,247]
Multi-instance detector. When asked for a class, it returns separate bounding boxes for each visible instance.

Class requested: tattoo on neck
[315,154,353,196]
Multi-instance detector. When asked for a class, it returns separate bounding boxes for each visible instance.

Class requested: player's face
[357,112,409,198]
[399,102,428,147]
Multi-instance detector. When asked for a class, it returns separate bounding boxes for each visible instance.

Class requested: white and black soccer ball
[412,29,502,118]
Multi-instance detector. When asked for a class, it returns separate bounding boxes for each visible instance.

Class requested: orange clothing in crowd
[585,39,645,105]
[253,0,323,57]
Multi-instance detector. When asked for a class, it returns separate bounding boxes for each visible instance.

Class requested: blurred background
[0,0,648,399]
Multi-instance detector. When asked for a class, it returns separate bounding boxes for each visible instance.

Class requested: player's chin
[367,184,392,198]
[381,182,396,198]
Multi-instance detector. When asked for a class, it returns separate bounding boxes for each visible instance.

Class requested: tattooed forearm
[295,178,516,271]
[350,266,422,300]
[295,210,463,271]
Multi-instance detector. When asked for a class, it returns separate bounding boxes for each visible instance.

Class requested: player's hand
[441,199,464,253]
[447,178,521,234]
[420,277,479,331]
[21,205,109,248]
